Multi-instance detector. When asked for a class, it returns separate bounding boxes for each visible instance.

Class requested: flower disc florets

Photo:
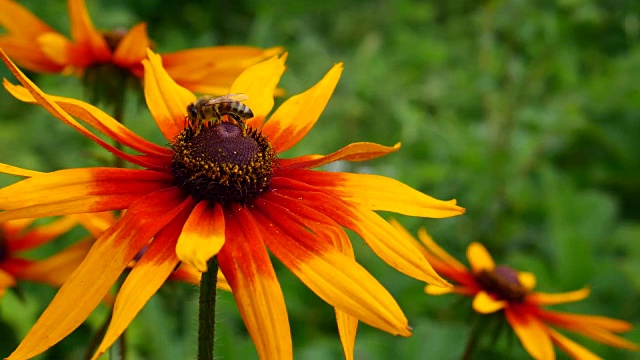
[171,123,276,204]
[475,265,527,302]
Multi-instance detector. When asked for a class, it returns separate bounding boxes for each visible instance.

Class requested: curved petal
[548,328,602,360]
[529,287,590,306]
[91,206,189,360]
[262,63,343,153]
[0,0,55,38]
[472,291,506,314]
[38,32,74,67]
[276,169,465,218]
[8,216,79,252]
[68,0,110,63]
[218,204,292,360]
[142,48,196,141]
[0,36,63,73]
[229,54,287,127]
[176,201,225,272]
[112,22,149,68]
[336,309,358,360]
[280,142,401,170]
[252,198,412,337]
[6,187,193,360]
[0,163,43,178]
[16,239,91,287]
[415,227,469,273]
[467,242,495,273]
[0,168,174,222]
[0,53,166,169]
[504,307,555,360]
[266,185,448,286]
[425,284,455,295]
[3,79,170,157]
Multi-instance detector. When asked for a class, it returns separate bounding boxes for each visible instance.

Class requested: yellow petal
[0,0,55,38]
[518,271,536,291]
[505,307,555,360]
[425,284,455,295]
[416,227,469,273]
[17,239,91,287]
[229,54,287,127]
[467,242,495,273]
[529,287,590,306]
[0,163,43,178]
[0,268,17,293]
[112,22,149,67]
[219,205,292,360]
[92,212,185,359]
[142,48,196,141]
[280,142,401,170]
[0,36,63,73]
[262,63,343,153]
[472,291,506,314]
[176,201,225,272]
[38,32,73,66]
[548,328,603,360]
[252,199,412,336]
[336,310,358,360]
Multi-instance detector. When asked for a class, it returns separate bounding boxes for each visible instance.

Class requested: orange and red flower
[0,0,281,95]
[391,220,638,360]
[0,212,111,298]
[0,49,464,359]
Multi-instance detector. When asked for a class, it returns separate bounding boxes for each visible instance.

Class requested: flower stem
[461,316,484,360]
[198,256,219,360]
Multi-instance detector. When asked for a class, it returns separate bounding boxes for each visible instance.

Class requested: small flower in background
[0,211,111,299]
[0,49,464,360]
[0,0,281,102]
[390,220,638,360]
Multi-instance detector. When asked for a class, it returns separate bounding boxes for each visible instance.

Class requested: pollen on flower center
[170,123,276,204]
[475,265,527,302]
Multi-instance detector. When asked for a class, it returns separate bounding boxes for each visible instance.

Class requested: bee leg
[228,113,247,137]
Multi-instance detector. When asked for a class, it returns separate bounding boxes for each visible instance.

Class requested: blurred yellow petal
[0,269,17,293]
[505,307,555,360]
[518,271,536,291]
[176,201,225,272]
[425,284,455,295]
[17,240,91,287]
[467,242,495,273]
[67,0,110,62]
[113,22,149,67]
[472,291,506,314]
[230,54,287,127]
[0,0,55,38]
[280,142,400,170]
[548,328,602,360]
[529,287,590,306]
[416,227,469,273]
[38,32,73,66]
[263,63,343,153]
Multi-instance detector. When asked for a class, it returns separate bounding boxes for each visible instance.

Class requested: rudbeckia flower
[0,49,464,360]
[0,212,108,298]
[391,220,638,360]
[0,0,281,95]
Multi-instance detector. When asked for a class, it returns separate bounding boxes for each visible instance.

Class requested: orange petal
[92,208,188,359]
[467,242,495,273]
[0,53,165,169]
[262,63,342,153]
[142,48,196,141]
[218,204,292,360]
[504,307,555,360]
[229,54,287,128]
[548,328,603,360]
[0,36,64,73]
[529,287,590,306]
[278,169,465,218]
[6,188,193,360]
[176,201,225,272]
[162,46,283,96]
[0,168,174,222]
[268,181,448,286]
[252,198,412,337]
[112,22,149,67]
[67,0,110,62]
[0,0,55,37]
[280,142,401,170]
[8,215,79,252]
[37,32,74,66]
[0,163,43,178]
[0,268,17,293]
[16,239,91,287]
[472,291,506,314]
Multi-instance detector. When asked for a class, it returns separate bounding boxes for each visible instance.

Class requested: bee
[186,93,254,136]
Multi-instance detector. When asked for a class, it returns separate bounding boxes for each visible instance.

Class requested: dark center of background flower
[475,265,527,303]
[171,123,276,204]
[0,230,8,262]
[101,28,129,53]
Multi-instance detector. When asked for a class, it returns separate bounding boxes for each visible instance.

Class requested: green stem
[198,257,219,360]
[461,316,484,360]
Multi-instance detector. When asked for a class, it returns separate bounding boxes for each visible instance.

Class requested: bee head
[186,104,198,121]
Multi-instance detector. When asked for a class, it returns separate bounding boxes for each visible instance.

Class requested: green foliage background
[1,0,639,359]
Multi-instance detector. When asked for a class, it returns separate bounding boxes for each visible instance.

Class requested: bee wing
[207,93,249,104]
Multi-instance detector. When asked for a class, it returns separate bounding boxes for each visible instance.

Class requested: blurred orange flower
[0,0,281,95]
[391,220,638,360]
[0,49,464,360]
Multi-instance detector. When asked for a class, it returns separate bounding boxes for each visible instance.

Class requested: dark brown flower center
[474,265,527,302]
[102,28,129,53]
[171,123,276,204]
[0,230,8,262]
